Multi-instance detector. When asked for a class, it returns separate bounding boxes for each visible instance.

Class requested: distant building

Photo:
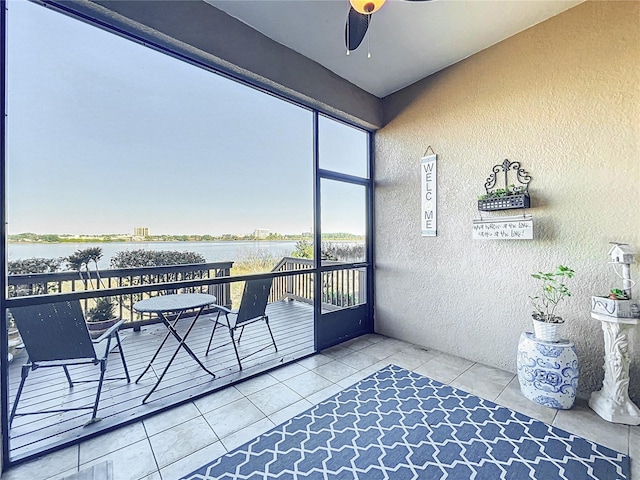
[253,228,269,239]
[134,227,149,237]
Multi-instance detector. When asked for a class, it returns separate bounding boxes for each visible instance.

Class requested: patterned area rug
[181,365,630,480]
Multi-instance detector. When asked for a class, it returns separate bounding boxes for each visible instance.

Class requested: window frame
[0,0,375,466]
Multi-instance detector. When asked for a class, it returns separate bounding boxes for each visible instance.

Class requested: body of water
[8,241,300,270]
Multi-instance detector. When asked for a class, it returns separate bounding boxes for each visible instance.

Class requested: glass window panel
[6,0,313,277]
[321,180,366,264]
[4,2,320,462]
[318,115,369,178]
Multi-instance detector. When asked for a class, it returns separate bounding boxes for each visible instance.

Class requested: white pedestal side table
[589,312,640,425]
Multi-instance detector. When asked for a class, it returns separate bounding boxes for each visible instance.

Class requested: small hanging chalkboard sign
[472,215,533,240]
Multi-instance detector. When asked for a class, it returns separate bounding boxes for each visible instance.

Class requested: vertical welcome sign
[421,154,437,236]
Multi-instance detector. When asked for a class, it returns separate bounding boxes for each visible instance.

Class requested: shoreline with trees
[8,240,365,276]
[8,232,363,244]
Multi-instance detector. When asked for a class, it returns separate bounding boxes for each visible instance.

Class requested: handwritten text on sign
[472,218,533,240]
[421,154,437,236]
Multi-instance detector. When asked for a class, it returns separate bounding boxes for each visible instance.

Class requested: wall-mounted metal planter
[477,159,532,211]
[478,193,530,211]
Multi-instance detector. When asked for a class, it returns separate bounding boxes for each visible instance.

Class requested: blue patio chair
[8,300,130,427]
[206,278,277,370]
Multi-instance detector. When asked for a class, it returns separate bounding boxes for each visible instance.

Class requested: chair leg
[206,313,221,356]
[114,330,130,383]
[229,328,242,371]
[265,316,278,352]
[62,366,74,388]
[9,364,30,427]
[85,360,107,426]
[237,325,245,343]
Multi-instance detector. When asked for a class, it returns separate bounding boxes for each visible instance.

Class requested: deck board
[7,300,315,461]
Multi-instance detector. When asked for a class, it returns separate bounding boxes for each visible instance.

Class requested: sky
[6,0,368,237]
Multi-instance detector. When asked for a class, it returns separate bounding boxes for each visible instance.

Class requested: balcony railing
[271,257,366,309]
[7,262,233,326]
[7,257,366,329]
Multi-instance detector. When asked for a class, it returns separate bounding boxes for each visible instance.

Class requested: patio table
[133,293,218,403]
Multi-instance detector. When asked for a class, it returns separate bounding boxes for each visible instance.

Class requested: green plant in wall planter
[529,265,575,342]
[477,184,526,201]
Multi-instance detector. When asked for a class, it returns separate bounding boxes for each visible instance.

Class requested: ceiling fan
[345,0,433,56]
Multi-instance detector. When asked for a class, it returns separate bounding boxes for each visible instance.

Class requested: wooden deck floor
[7,299,315,462]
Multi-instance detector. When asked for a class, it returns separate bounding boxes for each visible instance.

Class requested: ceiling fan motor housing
[350,0,385,15]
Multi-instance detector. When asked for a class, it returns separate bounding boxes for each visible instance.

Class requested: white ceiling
[205,0,583,98]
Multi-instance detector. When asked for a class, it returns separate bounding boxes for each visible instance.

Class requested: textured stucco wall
[376,0,640,402]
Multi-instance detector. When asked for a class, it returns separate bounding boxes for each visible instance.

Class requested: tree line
[7,248,207,275]
[8,232,364,243]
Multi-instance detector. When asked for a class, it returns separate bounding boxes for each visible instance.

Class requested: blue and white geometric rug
[181,365,630,480]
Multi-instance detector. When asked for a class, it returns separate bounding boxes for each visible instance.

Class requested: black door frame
[1,0,10,469]
[313,112,375,350]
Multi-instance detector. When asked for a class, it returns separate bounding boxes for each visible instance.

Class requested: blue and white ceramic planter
[517,332,579,409]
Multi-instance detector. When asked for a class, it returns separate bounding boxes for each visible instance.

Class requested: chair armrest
[214,305,234,315]
[91,319,125,344]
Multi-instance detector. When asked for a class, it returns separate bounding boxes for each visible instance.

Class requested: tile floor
[2,333,638,480]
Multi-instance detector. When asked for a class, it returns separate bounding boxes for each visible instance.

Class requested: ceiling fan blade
[345,7,370,51]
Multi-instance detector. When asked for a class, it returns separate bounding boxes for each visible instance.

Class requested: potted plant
[591,288,640,319]
[608,288,627,300]
[86,297,119,338]
[529,265,575,342]
[478,184,531,211]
